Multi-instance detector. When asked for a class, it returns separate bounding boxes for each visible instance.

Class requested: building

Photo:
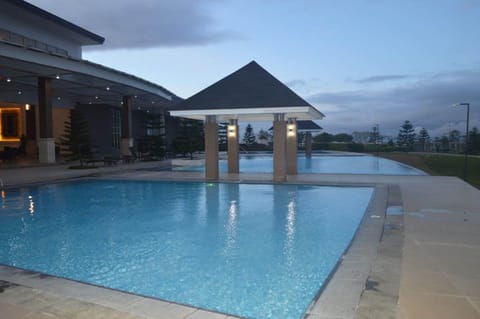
[0,0,179,163]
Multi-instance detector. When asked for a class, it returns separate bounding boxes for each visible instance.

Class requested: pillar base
[38,138,56,164]
[121,138,134,156]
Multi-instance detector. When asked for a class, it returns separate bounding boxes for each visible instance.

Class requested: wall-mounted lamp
[287,122,296,137]
[228,125,237,138]
[25,104,30,111]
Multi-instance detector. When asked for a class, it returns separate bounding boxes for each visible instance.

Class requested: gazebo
[269,120,323,157]
[297,120,323,157]
[170,61,324,181]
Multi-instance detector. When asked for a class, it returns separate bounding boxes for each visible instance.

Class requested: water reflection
[223,184,240,254]
[1,190,5,208]
[284,191,297,266]
[371,156,380,172]
[224,199,238,253]
[28,195,34,215]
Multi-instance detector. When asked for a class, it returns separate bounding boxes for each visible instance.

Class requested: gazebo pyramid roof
[171,61,324,121]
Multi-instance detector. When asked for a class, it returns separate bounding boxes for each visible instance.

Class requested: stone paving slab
[0,266,243,319]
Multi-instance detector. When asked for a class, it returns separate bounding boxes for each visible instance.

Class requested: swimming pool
[0,180,373,319]
[170,154,425,175]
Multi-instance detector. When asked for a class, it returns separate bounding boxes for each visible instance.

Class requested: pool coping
[0,173,401,319]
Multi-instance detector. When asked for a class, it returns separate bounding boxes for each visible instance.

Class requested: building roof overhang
[5,0,105,45]
[0,42,176,110]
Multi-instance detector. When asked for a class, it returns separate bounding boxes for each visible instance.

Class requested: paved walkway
[0,163,479,318]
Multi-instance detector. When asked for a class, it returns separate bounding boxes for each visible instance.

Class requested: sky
[30,0,480,138]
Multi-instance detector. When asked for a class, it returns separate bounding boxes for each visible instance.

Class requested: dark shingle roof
[297,120,323,131]
[268,120,322,131]
[175,61,313,110]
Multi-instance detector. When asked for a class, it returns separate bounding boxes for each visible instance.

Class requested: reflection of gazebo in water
[269,120,322,158]
[170,61,324,181]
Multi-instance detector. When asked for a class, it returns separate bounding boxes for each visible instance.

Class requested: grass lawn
[378,152,480,189]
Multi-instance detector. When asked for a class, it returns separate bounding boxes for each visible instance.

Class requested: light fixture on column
[228,124,236,137]
[287,118,296,137]
[25,104,30,111]
[6,77,11,83]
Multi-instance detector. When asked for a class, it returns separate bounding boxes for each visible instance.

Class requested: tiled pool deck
[1,160,479,319]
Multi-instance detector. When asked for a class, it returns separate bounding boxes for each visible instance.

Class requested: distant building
[352,131,371,144]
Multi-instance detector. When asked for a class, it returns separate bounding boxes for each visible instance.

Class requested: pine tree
[369,125,382,144]
[139,113,165,158]
[417,128,430,151]
[243,123,256,145]
[59,107,92,166]
[173,118,204,159]
[397,120,416,151]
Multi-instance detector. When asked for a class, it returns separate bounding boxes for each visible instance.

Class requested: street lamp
[453,102,470,181]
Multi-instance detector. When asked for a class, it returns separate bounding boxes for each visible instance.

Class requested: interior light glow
[6,78,11,83]
[55,74,60,79]
[25,104,30,110]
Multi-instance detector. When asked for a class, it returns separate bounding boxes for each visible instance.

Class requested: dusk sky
[31,0,480,138]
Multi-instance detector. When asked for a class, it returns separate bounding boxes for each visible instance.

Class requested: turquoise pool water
[171,154,425,175]
[0,180,373,319]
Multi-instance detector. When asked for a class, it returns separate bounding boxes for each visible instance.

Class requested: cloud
[353,75,411,84]
[308,70,480,137]
[29,0,240,50]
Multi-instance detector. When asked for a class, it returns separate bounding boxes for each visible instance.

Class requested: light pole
[454,102,470,181]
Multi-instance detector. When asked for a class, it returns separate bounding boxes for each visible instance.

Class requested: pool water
[0,180,373,319]
[172,154,425,175]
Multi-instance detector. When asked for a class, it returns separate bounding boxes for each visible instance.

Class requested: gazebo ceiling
[170,61,325,122]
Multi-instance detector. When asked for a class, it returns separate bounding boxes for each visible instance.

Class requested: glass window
[1,109,20,140]
[112,109,121,148]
